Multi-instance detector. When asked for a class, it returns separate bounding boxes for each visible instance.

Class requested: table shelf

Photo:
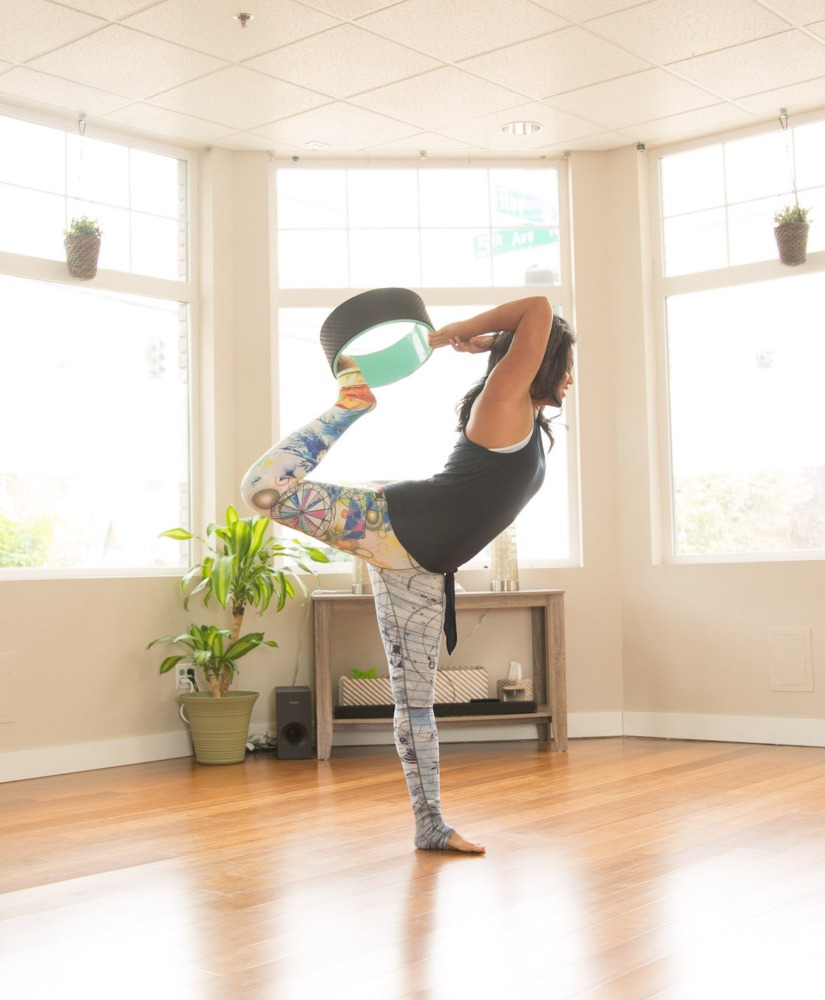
[312,589,567,759]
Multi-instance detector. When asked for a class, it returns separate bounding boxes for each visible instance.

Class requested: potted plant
[149,505,328,764]
[63,216,102,280]
[773,203,811,266]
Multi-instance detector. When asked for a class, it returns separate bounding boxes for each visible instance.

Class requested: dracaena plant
[150,505,328,696]
[148,625,276,697]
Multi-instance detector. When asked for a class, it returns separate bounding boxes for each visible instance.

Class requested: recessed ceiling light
[304,140,330,150]
[500,121,542,136]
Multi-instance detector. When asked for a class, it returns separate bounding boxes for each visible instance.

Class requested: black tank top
[383,422,546,574]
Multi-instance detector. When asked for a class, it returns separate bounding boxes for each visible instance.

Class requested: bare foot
[447,831,486,854]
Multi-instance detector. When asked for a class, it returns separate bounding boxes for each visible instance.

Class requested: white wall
[604,145,825,747]
[3,142,822,784]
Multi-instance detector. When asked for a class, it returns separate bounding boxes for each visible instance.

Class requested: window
[0,112,192,572]
[658,117,825,559]
[274,164,577,566]
[277,167,561,289]
[660,119,824,277]
[0,115,188,280]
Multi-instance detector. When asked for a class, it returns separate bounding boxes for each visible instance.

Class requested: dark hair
[456,313,576,449]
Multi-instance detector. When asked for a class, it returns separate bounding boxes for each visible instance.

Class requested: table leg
[313,601,333,760]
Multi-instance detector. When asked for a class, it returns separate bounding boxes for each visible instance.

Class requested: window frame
[651,111,825,565]
[0,103,198,581]
[270,157,581,570]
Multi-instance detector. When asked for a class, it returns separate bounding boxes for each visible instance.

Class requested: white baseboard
[1,732,193,783]
[568,712,624,738]
[623,711,825,747]
[4,712,823,783]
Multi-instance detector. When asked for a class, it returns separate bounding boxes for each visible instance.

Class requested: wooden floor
[3,737,825,1000]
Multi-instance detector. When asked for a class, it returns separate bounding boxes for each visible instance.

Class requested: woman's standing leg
[369,564,484,853]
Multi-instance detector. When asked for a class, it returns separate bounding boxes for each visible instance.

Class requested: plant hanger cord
[779,108,798,207]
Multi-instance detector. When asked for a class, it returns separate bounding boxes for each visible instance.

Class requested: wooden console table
[312,589,567,760]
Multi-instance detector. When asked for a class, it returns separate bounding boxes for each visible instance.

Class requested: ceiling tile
[587,0,789,65]
[60,0,164,18]
[298,0,398,15]
[805,17,825,40]
[123,0,339,60]
[754,0,825,26]
[351,66,527,130]
[356,0,568,62]
[439,101,604,149]
[150,65,329,130]
[460,26,650,100]
[569,130,636,150]
[529,0,654,21]
[0,0,105,63]
[371,130,479,153]
[253,101,423,150]
[213,132,281,150]
[247,24,440,98]
[548,68,720,129]
[29,24,225,98]
[0,67,130,116]
[737,76,825,117]
[102,101,229,144]
[670,30,825,98]
[632,103,754,145]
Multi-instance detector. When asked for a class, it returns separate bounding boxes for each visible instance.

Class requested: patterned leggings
[240,368,454,849]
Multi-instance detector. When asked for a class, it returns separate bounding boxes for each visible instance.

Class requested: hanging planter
[773,205,810,267]
[63,216,102,280]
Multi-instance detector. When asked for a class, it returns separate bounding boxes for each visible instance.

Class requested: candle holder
[490,524,519,592]
[351,556,370,594]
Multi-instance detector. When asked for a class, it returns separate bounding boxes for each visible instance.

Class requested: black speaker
[275,686,313,760]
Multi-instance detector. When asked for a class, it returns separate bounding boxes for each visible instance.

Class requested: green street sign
[474,228,558,258]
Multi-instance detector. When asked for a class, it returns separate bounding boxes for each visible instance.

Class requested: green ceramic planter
[178,691,259,764]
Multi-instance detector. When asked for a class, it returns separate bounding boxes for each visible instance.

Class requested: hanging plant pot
[64,233,101,280]
[774,222,809,267]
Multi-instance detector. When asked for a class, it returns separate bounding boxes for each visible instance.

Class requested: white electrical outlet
[176,666,190,690]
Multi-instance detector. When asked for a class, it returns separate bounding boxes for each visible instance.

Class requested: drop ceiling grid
[457,25,652,100]
[350,0,569,63]
[121,0,341,60]
[0,0,821,153]
[28,24,226,99]
[585,0,793,64]
[245,24,441,98]
[1,0,105,63]
[148,65,331,130]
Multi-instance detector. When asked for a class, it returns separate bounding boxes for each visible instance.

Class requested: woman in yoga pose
[241,296,575,854]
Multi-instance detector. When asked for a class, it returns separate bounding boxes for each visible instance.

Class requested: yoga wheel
[320,288,434,387]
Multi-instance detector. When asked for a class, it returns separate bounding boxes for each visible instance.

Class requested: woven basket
[774,223,809,267]
[64,234,101,280]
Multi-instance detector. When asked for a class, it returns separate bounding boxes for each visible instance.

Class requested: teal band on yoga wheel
[320,288,435,387]
[333,320,433,388]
